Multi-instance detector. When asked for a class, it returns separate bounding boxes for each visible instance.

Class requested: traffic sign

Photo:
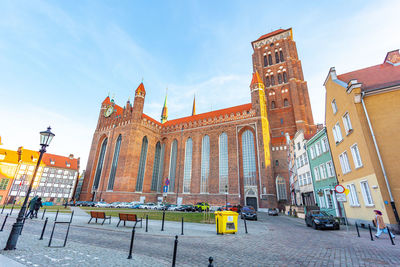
[163,186,168,193]
[336,193,347,202]
[335,185,345,194]
[165,178,170,186]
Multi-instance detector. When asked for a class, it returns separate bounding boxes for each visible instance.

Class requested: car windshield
[311,211,330,217]
[243,206,255,211]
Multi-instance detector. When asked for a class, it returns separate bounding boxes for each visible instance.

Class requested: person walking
[33,197,43,218]
[373,210,395,239]
[25,196,38,219]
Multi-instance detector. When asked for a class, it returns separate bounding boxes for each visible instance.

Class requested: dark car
[176,205,196,212]
[305,210,340,230]
[240,206,257,220]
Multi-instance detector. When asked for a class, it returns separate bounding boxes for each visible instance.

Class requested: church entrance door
[246,197,258,211]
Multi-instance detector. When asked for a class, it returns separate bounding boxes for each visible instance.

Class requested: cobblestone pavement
[0,211,399,266]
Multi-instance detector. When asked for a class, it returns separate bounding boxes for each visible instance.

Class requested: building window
[242,130,257,186]
[326,161,335,177]
[297,143,301,150]
[339,151,351,174]
[283,98,289,107]
[271,101,276,109]
[280,118,283,124]
[306,172,312,184]
[319,195,326,208]
[219,133,229,193]
[271,76,275,86]
[268,54,273,65]
[0,178,9,190]
[168,140,178,192]
[343,113,353,135]
[276,176,287,200]
[314,167,320,181]
[319,164,327,179]
[263,55,268,67]
[93,138,108,190]
[265,77,270,87]
[332,123,343,143]
[331,99,338,114]
[350,144,363,168]
[183,138,193,193]
[275,52,280,64]
[278,73,282,84]
[275,160,279,166]
[324,189,334,209]
[347,184,360,206]
[200,135,210,193]
[280,51,284,62]
[107,134,122,191]
[360,180,374,206]
[316,143,322,156]
[321,137,329,153]
[136,136,148,192]
[310,146,316,159]
[283,72,288,83]
[304,153,308,164]
[151,142,165,192]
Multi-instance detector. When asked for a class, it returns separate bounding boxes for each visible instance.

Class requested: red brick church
[79,28,316,210]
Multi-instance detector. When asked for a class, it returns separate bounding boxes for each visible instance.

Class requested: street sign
[165,178,170,186]
[335,185,345,194]
[336,193,347,202]
[163,185,168,193]
[163,192,167,197]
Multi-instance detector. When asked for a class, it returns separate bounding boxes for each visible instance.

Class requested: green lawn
[84,208,215,224]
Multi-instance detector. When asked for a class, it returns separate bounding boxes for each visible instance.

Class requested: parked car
[195,202,210,212]
[176,205,195,212]
[167,204,178,211]
[109,202,121,208]
[305,210,340,230]
[141,203,156,209]
[267,208,279,216]
[220,205,240,212]
[240,206,257,220]
[130,203,144,209]
[95,201,110,208]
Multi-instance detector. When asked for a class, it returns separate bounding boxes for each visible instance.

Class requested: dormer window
[331,99,338,114]
[50,159,55,165]
[66,161,71,168]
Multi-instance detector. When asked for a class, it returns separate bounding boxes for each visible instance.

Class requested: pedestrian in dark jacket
[33,197,42,218]
[25,196,38,219]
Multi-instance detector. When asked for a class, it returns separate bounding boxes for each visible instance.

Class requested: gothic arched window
[283,72,288,83]
[219,133,228,193]
[265,77,270,87]
[242,130,257,186]
[284,98,289,107]
[271,76,275,86]
[93,138,108,190]
[271,101,276,109]
[200,135,210,193]
[264,56,268,67]
[275,52,280,64]
[278,74,282,84]
[151,142,165,192]
[280,51,284,62]
[107,135,122,190]
[276,176,287,200]
[136,136,148,192]
[183,138,193,193]
[268,54,273,65]
[168,139,178,192]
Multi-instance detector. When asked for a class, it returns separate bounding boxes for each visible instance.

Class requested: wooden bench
[88,211,111,225]
[117,213,142,228]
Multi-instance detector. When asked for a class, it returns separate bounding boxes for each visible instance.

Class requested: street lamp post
[4,127,54,250]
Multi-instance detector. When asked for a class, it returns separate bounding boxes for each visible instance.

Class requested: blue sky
[1,0,399,169]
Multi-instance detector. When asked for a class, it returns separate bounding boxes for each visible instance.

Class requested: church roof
[250,71,264,87]
[143,114,162,126]
[135,82,146,95]
[101,96,123,116]
[253,28,290,43]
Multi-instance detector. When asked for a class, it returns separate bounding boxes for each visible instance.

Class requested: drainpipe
[361,92,400,225]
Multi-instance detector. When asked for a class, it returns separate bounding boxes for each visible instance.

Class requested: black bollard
[0,213,9,232]
[161,210,165,231]
[216,217,219,235]
[387,227,395,245]
[181,217,184,235]
[1,204,5,214]
[172,235,178,267]
[19,217,26,235]
[127,227,136,259]
[39,217,48,240]
[55,209,59,221]
[368,224,374,241]
[355,223,360,237]
[41,208,47,220]
[10,204,14,215]
[208,257,214,267]
[244,217,248,234]
[146,215,148,233]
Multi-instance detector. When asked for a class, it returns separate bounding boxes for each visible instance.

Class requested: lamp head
[40,126,55,147]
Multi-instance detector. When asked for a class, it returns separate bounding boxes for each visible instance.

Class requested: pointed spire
[135,82,146,97]
[192,95,196,116]
[161,89,168,123]
[250,71,265,90]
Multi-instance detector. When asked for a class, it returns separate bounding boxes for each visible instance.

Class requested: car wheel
[312,222,318,230]
[335,225,340,230]
[255,217,258,221]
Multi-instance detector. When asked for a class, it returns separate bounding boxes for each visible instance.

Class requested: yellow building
[324,50,400,230]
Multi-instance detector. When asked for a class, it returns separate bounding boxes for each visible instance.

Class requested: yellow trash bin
[215,210,238,234]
